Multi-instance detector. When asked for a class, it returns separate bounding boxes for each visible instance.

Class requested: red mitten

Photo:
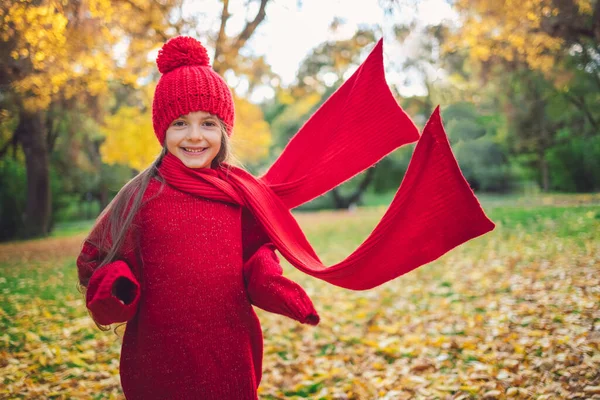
[244,244,319,326]
[86,260,141,325]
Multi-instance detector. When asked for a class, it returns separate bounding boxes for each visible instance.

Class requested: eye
[172,120,186,127]
[203,120,218,127]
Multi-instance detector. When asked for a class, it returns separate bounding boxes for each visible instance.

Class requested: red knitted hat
[152,36,235,144]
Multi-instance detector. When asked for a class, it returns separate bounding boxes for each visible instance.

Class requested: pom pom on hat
[152,36,235,143]
[156,36,210,74]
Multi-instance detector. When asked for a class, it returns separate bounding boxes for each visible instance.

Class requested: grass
[51,220,96,238]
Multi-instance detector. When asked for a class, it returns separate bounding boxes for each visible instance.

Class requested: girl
[77,36,494,399]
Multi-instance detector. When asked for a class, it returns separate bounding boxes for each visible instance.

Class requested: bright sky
[180,0,457,101]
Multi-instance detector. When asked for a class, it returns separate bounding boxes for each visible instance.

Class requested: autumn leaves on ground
[1,195,599,400]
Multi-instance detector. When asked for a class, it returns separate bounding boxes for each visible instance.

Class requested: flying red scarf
[157,40,495,290]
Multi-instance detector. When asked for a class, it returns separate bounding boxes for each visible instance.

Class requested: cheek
[165,130,183,148]
[207,131,223,149]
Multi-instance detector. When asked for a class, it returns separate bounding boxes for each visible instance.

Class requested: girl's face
[165,110,222,169]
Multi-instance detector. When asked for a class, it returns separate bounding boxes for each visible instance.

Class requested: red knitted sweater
[76,178,319,399]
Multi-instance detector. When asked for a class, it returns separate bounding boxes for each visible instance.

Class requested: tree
[506,66,600,191]
[211,0,276,92]
[432,0,600,191]
[0,0,183,238]
[446,0,599,76]
[443,102,512,192]
[294,28,377,96]
[230,96,272,166]
[100,106,162,172]
[446,0,600,141]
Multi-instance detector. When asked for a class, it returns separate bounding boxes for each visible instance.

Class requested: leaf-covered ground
[1,195,599,399]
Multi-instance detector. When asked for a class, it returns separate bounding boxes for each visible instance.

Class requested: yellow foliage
[1,0,174,112]
[575,0,593,14]
[270,91,322,152]
[100,106,161,171]
[277,90,295,106]
[294,93,322,116]
[1,1,114,110]
[231,96,272,165]
[446,0,569,76]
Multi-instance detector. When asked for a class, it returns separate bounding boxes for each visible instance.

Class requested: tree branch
[213,0,231,72]
[563,91,600,133]
[0,132,16,158]
[330,167,377,209]
[121,0,170,41]
[232,0,269,53]
[46,112,59,153]
[347,167,376,205]
[581,43,600,90]
[593,0,600,43]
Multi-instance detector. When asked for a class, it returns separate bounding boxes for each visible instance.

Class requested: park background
[1,0,599,399]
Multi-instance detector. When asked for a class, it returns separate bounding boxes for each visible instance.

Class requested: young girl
[77,36,494,399]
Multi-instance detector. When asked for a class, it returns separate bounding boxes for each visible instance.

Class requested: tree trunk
[539,149,550,192]
[99,182,109,210]
[91,139,110,211]
[16,109,51,238]
[330,167,376,209]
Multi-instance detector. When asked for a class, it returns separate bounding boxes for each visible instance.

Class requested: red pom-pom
[156,36,210,74]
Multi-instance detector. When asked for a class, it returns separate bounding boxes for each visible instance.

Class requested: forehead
[179,110,214,119]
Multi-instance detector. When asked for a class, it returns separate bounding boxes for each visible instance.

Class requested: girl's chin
[177,150,212,168]
[182,159,211,169]
[175,155,208,168]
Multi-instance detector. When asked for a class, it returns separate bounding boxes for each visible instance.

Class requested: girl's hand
[111,277,136,305]
[84,259,141,325]
[243,244,320,325]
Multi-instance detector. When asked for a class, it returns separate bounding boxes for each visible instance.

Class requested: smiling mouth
[182,147,207,154]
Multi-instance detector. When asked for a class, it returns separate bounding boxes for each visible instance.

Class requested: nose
[187,123,204,141]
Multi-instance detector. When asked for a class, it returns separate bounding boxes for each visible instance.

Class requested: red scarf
[157,40,495,290]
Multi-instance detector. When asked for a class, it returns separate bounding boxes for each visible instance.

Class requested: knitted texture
[76,181,319,399]
[152,36,235,143]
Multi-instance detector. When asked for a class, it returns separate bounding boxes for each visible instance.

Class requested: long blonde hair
[78,120,232,333]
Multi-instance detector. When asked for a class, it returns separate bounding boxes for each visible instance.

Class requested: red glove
[243,244,319,326]
[85,260,141,325]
